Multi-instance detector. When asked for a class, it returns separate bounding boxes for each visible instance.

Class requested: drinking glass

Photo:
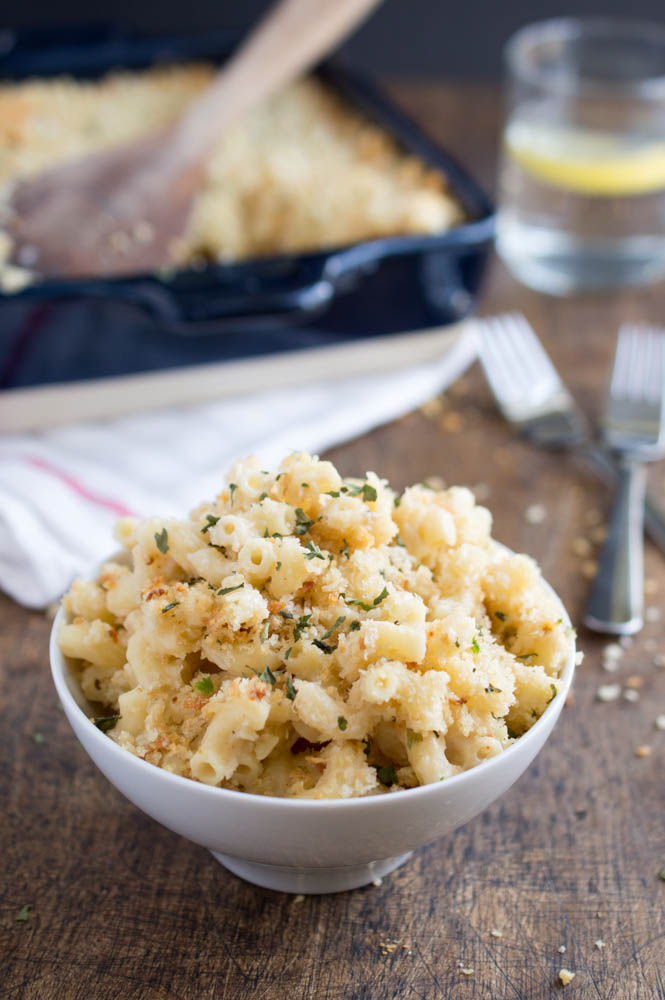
[496,18,665,295]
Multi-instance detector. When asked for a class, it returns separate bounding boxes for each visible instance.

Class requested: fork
[474,313,665,556]
[584,326,665,634]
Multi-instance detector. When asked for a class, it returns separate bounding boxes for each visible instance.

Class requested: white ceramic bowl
[50,564,576,895]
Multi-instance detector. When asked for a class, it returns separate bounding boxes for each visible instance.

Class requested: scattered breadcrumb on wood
[596,684,621,702]
[655,715,665,731]
[558,945,566,954]
[460,967,474,976]
[623,689,640,703]
[581,559,598,579]
[594,939,605,950]
[571,537,592,557]
[293,894,305,903]
[646,606,662,623]
[635,745,652,758]
[490,928,503,938]
[524,503,547,525]
[559,969,576,986]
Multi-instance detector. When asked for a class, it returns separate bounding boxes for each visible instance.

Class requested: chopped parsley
[485,683,502,693]
[406,729,423,748]
[32,732,45,744]
[494,610,507,621]
[346,482,377,502]
[303,539,325,560]
[340,540,350,559]
[280,610,294,620]
[258,492,268,502]
[345,586,389,612]
[326,490,340,497]
[322,616,346,640]
[229,483,238,505]
[286,676,298,701]
[394,496,401,508]
[362,738,371,757]
[349,620,361,631]
[194,676,214,697]
[16,904,31,923]
[259,666,277,685]
[217,583,244,596]
[93,715,120,733]
[658,868,665,882]
[276,561,282,570]
[161,601,180,614]
[313,639,336,654]
[517,652,537,661]
[547,683,557,704]
[260,621,270,642]
[200,514,220,534]
[337,716,348,731]
[293,614,312,642]
[294,508,314,536]
[377,764,397,786]
[470,637,480,654]
[154,528,169,554]
[284,647,293,660]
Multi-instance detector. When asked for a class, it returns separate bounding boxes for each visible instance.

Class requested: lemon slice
[505,119,665,197]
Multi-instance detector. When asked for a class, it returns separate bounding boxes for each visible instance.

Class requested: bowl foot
[210,851,413,894]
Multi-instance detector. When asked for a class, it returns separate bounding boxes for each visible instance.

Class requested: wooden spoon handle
[175,0,383,159]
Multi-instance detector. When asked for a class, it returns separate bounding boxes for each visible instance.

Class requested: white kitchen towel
[0,329,476,608]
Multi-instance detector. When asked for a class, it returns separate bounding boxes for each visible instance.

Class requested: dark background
[2,0,665,77]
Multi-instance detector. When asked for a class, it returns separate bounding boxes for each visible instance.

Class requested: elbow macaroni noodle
[58,453,571,799]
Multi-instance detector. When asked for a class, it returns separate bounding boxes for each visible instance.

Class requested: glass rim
[505,16,665,99]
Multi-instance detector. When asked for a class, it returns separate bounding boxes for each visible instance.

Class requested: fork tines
[474,312,572,424]
[605,325,665,452]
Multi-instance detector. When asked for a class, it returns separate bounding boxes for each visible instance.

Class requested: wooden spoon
[7,0,382,279]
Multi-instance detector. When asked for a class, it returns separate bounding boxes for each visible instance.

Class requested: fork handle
[578,444,665,553]
[584,459,646,635]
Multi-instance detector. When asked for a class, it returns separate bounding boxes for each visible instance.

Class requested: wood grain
[3,83,665,999]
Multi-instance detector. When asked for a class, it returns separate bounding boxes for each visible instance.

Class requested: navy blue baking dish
[0,26,494,390]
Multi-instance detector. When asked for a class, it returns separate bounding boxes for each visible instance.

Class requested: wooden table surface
[3,83,665,1000]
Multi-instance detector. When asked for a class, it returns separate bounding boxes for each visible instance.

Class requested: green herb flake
[200,514,220,534]
[485,683,502,694]
[362,738,371,757]
[276,561,282,570]
[93,715,120,733]
[337,716,348,731]
[32,732,45,744]
[494,610,507,621]
[547,683,557,704]
[322,616,346,640]
[345,586,389,612]
[284,647,293,660]
[217,582,245,596]
[293,614,312,642]
[280,610,294,620]
[286,676,298,701]
[304,539,325,560]
[470,637,480,654]
[377,764,397,786]
[294,508,314,536]
[228,483,238,504]
[394,496,401,508]
[326,490,340,497]
[194,676,214,697]
[16,904,31,923]
[261,621,270,642]
[161,601,180,614]
[349,620,361,631]
[313,638,336,654]
[259,666,277,686]
[658,868,665,882]
[154,528,169,554]
[406,729,423,748]
[258,492,268,502]
[517,652,537,661]
[340,540,350,559]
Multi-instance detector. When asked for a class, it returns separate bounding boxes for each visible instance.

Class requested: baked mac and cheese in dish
[58,453,571,799]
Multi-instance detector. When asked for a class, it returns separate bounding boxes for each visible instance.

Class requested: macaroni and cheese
[58,453,571,799]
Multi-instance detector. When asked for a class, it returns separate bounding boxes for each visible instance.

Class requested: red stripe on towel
[23,456,135,517]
